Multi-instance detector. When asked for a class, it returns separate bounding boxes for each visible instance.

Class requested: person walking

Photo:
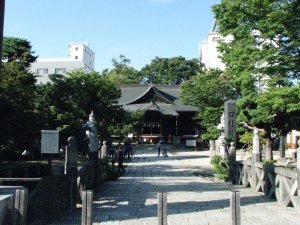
[157,140,161,156]
[118,146,125,173]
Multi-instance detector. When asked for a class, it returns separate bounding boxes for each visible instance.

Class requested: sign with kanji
[41,130,59,154]
[224,100,236,142]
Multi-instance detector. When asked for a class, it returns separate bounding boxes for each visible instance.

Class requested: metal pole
[0,0,5,67]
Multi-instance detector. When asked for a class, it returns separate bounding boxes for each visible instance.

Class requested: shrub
[211,155,229,181]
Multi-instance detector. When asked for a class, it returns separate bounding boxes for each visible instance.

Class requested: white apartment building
[199,21,225,70]
[30,43,95,84]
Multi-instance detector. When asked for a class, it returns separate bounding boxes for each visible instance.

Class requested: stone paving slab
[46,146,300,225]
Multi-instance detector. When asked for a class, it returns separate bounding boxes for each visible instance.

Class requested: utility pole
[0,0,5,67]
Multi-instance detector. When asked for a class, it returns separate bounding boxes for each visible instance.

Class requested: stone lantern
[85,111,98,159]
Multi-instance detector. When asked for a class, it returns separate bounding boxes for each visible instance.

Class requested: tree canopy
[140,56,203,85]
[2,37,38,67]
[180,69,236,140]
[35,70,123,148]
[212,0,300,159]
[0,62,37,157]
[101,55,141,84]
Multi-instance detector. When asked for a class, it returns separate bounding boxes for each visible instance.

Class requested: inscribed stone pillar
[224,100,237,144]
[252,128,261,162]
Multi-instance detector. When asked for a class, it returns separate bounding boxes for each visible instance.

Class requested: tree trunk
[264,138,273,161]
[279,135,286,159]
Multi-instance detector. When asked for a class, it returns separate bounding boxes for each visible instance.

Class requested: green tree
[2,37,38,67]
[102,55,141,84]
[212,0,300,159]
[0,62,37,158]
[212,0,300,89]
[180,69,236,140]
[35,70,123,150]
[108,110,144,142]
[141,56,202,85]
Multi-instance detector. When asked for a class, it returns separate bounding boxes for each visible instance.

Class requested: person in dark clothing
[123,138,132,159]
[118,147,125,173]
[157,141,161,156]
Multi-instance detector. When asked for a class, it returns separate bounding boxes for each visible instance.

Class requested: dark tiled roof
[118,84,198,114]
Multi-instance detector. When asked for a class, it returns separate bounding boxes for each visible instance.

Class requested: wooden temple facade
[118,84,199,144]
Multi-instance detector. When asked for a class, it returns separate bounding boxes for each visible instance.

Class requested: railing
[0,159,108,224]
[234,160,300,210]
[78,159,108,192]
[0,186,28,225]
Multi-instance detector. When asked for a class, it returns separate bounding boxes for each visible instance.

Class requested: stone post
[297,139,300,197]
[252,128,261,162]
[158,192,167,225]
[64,136,78,211]
[216,113,225,156]
[220,137,226,158]
[81,190,93,225]
[209,140,215,160]
[229,142,236,184]
[215,140,220,155]
[98,140,108,184]
[230,191,241,225]
[251,129,260,191]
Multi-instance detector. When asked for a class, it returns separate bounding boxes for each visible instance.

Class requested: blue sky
[4,0,220,72]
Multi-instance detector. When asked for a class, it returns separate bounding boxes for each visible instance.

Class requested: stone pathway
[48,146,300,225]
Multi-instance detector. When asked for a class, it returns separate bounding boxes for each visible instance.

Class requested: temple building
[118,84,199,144]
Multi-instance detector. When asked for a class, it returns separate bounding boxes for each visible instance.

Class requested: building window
[36,68,48,74]
[55,68,66,74]
[212,37,220,42]
[75,56,78,59]
[75,47,78,51]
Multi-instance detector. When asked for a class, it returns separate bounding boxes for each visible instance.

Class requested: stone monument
[252,128,261,162]
[85,111,98,159]
[224,100,236,144]
[64,136,78,175]
[64,136,78,210]
[216,113,226,156]
[100,141,108,160]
